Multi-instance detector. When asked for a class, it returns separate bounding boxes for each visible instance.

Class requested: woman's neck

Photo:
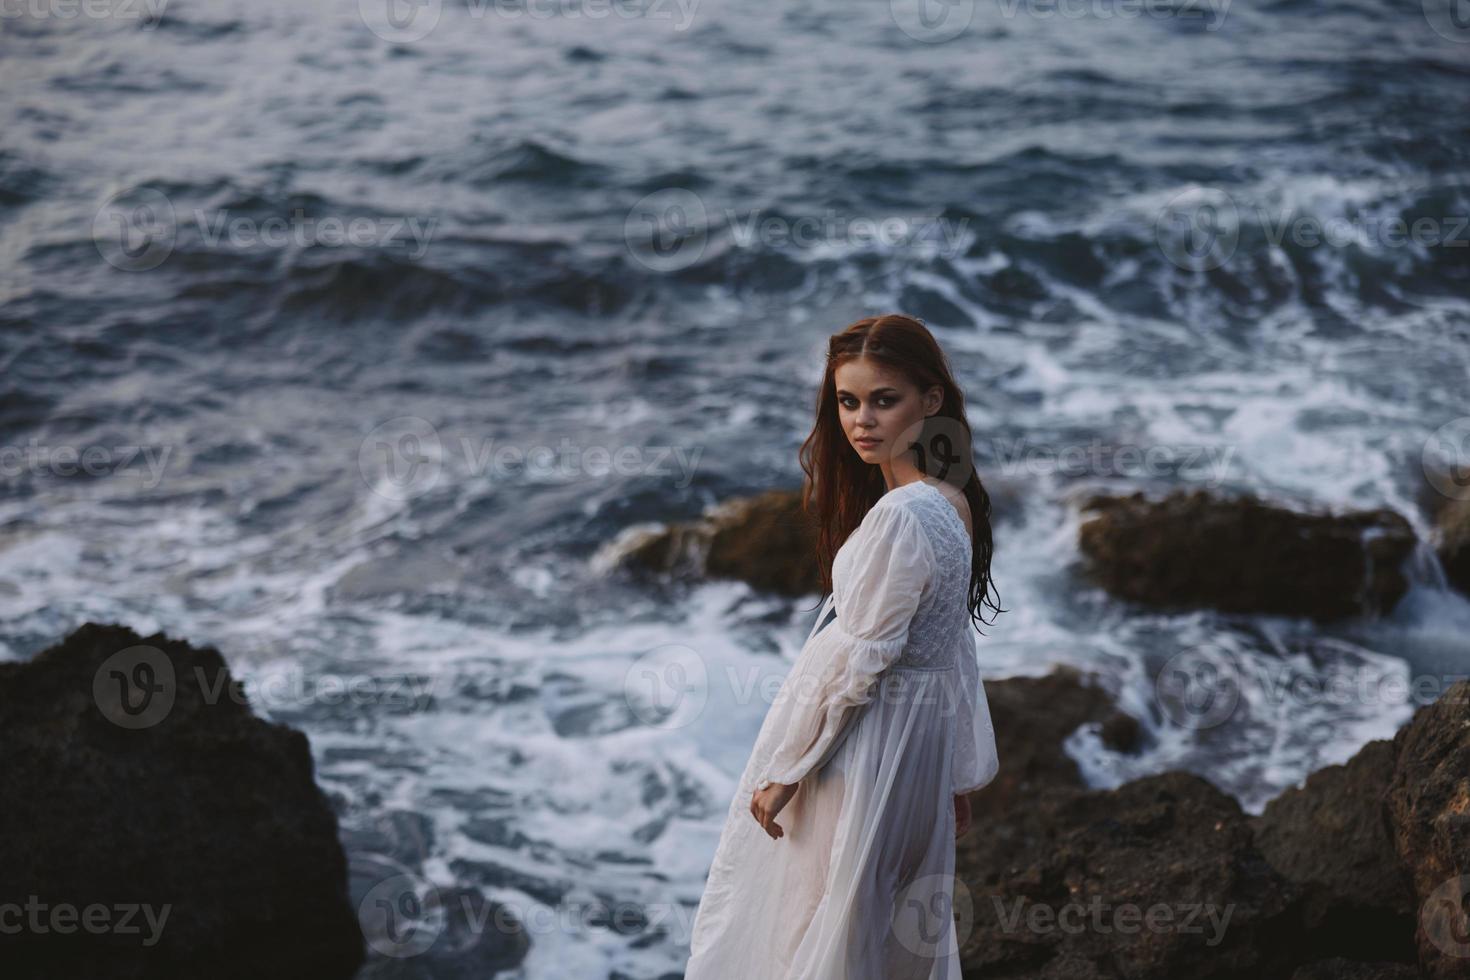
[878,460,929,493]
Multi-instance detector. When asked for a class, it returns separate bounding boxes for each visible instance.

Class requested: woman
[684,313,1004,979]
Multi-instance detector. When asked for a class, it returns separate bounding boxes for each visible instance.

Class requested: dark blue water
[2,0,1469,975]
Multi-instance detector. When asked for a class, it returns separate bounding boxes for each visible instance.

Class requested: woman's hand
[954,792,972,838]
[750,781,799,840]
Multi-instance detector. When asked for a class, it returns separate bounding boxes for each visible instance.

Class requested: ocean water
[2,0,1469,975]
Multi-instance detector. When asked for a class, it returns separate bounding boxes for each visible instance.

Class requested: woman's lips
[854,436,881,448]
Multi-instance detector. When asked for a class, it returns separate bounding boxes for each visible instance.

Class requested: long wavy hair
[798,313,1004,633]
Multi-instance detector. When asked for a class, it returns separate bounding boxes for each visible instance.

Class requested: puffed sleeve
[755,502,935,790]
[951,640,999,795]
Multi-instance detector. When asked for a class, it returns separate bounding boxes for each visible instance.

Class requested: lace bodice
[832,479,972,670]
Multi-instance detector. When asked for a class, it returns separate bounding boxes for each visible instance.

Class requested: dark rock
[959,770,1302,980]
[1291,959,1427,979]
[1385,679,1470,980]
[704,489,822,595]
[612,488,821,596]
[1099,710,1143,753]
[1076,489,1417,621]
[1251,740,1417,964]
[1430,497,1470,597]
[953,665,1470,979]
[0,622,365,980]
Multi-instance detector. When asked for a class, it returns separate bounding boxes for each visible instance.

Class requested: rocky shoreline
[607,478,1470,978]
[5,623,1461,979]
[4,478,1465,978]
[949,663,1466,980]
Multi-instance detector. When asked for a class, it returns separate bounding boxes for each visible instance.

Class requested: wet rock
[1430,496,1470,597]
[1076,489,1417,621]
[1384,679,1470,980]
[1099,709,1143,753]
[1290,958,1427,980]
[953,665,1470,978]
[612,488,820,595]
[0,622,364,980]
[959,770,1301,980]
[1251,740,1417,964]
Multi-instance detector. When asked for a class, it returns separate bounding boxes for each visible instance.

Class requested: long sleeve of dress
[755,503,935,791]
[951,638,1000,795]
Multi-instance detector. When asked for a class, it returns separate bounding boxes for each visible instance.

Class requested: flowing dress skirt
[685,660,964,980]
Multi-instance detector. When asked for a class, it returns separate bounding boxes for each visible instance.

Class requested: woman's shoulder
[855,486,940,556]
[871,480,972,556]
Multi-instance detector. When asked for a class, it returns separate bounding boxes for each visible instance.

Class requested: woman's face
[833,356,938,465]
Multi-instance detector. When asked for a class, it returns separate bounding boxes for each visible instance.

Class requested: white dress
[685,478,1001,980]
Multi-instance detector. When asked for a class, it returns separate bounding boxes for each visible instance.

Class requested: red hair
[798,313,1004,633]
